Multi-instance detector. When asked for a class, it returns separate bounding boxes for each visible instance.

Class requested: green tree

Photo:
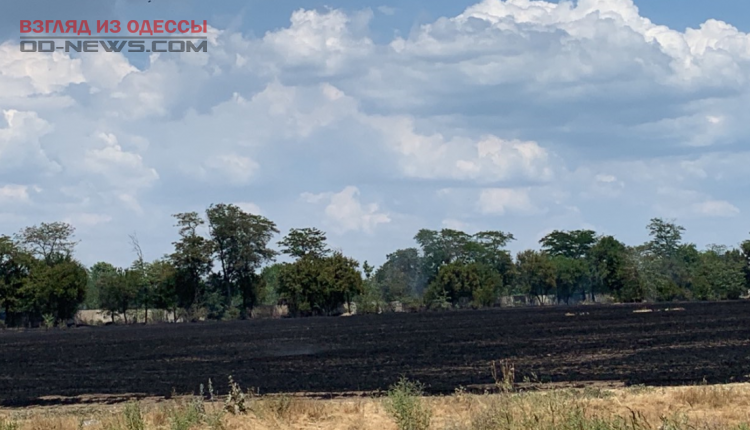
[15,222,78,264]
[0,236,33,327]
[278,227,330,259]
[147,259,179,321]
[260,263,282,305]
[206,203,279,318]
[86,261,118,310]
[414,229,514,289]
[277,252,363,316]
[646,218,685,259]
[424,262,502,308]
[373,248,425,302]
[540,230,597,259]
[589,236,629,300]
[22,256,88,324]
[515,250,556,304]
[694,245,746,300]
[551,256,588,304]
[99,267,140,324]
[170,212,213,312]
[414,229,471,284]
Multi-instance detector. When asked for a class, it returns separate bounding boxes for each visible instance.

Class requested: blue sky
[1,0,749,269]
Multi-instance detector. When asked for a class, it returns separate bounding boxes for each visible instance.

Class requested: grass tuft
[383,377,432,430]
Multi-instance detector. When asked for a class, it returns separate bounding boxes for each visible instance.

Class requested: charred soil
[1,301,749,406]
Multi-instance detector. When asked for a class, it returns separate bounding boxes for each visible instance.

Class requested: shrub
[0,418,19,430]
[168,395,207,430]
[123,402,145,430]
[490,360,515,393]
[221,307,240,321]
[42,313,56,330]
[224,375,249,415]
[383,378,431,430]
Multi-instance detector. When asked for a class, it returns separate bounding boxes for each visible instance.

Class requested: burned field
[1,301,749,406]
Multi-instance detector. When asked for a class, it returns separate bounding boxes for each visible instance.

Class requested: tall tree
[540,230,597,259]
[279,227,330,259]
[22,256,88,324]
[15,222,78,264]
[170,212,213,311]
[277,252,363,316]
[0,236,33,327]
[373,248,425,301]
[86,261,118,310]
[646,218,685,259]
[589,236,629,300]
[424,262,502,308]
[99,267,140,324]
[207,204,279,317]
[515,250,556,304]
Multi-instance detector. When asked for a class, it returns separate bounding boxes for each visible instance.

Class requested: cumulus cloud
[478,188,542,215]
[0,109,60,173]
[0,184,30,203]
[1,0,749,266]
[303,186,391,234]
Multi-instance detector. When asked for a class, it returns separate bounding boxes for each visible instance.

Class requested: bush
[221,306,240,321]
[123,402,145,430]
[42,313,56,330]
[224,375,249,415]
[0,418,19,430]
[383,378,431,430]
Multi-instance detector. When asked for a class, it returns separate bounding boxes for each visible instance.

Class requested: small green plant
[224,375,248,415]
[265,394,295,420]
[383,377,431,430]
[0,418,19,430]
[123,401,145,430]
[169,398,204,430]
[42,313,56,329]
[490,360,515,393]
[221,307,240,321]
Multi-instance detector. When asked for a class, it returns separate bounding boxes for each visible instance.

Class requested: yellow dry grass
[1,383,750,430]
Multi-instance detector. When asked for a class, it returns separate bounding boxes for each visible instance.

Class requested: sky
[1,0,750,269]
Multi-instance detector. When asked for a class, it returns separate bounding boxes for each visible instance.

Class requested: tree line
[1,203,749,327]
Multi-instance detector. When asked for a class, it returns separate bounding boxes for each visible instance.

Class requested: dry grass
[1,383,750,430]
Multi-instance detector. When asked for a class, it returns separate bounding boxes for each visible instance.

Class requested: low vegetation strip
[2,381,750,430]
[2,301,750,406]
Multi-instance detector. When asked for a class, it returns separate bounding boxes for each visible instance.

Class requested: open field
[2,301,750,407]
[2,384,750,429]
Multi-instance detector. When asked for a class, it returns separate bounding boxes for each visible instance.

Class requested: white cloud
[303,186,391,234]
[235,202,262,215]
[0,184,30,203]
[0,43,84,96]
[478,188,541,215]
[0,110,60,173]
[82,132,159,190]
[203,154,258,185]
[377,6,396,16]
[364,116,555,182]
[692,200,740,218]
[1,2,750,267]
[64,213,113,227]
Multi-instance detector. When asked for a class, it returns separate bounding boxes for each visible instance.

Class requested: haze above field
[1,0,750,268]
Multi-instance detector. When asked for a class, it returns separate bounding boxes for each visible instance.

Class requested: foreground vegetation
[2,202,750,327]
[2,379,750,430]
